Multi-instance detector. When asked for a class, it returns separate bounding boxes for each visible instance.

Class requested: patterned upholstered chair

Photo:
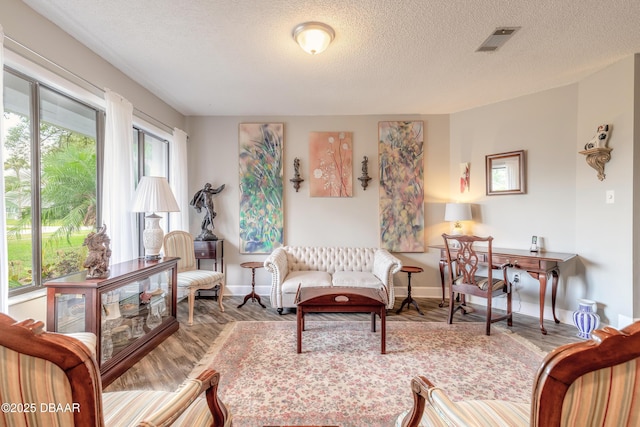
[163,231,225,325]
[442,233,512,335]
[0,313,231,427]
[397,321,640,426]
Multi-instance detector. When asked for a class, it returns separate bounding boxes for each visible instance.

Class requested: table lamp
[444,202,472,235]
[132,176,180,260]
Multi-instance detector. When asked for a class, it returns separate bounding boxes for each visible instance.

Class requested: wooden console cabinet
[194,239,224,273]
[45,257,179,386]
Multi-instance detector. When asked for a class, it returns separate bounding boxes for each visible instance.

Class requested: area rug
[190,321,546,427]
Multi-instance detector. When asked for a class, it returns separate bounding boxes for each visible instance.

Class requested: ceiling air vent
[476,27,520,52]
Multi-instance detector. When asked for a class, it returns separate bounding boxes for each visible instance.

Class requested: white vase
[572,299,600,339]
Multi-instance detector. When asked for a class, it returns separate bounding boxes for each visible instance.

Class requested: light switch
[606,190,615,204]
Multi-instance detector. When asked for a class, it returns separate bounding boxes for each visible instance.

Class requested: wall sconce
[358,156,372,190]
[292,22,335,55]
[290,157,304,192]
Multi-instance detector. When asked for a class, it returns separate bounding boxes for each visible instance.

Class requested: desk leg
[551,268,560,324]
[438,260,446,307]
[528,271,548,335]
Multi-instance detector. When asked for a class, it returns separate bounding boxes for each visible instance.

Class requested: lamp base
[143,213,164,259]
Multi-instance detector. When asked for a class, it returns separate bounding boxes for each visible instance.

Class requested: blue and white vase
[572,299,600,339]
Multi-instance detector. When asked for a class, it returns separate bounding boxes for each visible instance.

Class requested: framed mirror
[485,150,526,195]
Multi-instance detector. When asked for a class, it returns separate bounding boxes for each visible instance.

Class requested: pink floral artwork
[460,162,470,193]
[309,131,353,197]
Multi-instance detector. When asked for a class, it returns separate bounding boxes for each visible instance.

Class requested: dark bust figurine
[190,183,225,240]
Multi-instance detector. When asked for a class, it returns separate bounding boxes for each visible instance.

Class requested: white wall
[450,56,639,327]
[185,115,450,297]
[450,84,580,322]
[575,55,638,326]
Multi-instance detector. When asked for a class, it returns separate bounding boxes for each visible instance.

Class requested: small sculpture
[584,124,611,150]
[580,124,613,181]
[358,156,372,190]
[190,182,225,241]
[83,224,112,279]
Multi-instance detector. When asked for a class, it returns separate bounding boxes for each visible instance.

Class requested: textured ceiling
[21,0,640,116]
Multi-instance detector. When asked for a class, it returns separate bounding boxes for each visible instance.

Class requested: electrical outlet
[513,273,520,283]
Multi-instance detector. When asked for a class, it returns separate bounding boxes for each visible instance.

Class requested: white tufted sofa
[263,246,402,313]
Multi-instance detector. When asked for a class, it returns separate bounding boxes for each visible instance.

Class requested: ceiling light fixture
[292,21,335,55]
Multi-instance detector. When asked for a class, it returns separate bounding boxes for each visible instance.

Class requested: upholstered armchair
[397,321,640,426]
[163,231,225,325]
[0,313,231,426]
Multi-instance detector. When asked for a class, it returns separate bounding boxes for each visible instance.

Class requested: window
[3,68,103,296]
[133,127,170,256]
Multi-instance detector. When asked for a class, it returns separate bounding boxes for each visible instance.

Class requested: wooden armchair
[442,233,512,335]
[397,321,640,426]
[163,231,225,325]
[0,313,231,426]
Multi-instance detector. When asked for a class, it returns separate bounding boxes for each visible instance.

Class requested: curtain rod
[4,34,175,135]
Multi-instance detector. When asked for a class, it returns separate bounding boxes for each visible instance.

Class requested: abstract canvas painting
[378,121,424,252]
[309,131,353,197]
[238,123,283,253]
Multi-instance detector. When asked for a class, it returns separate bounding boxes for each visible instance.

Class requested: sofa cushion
[282,270,332,294]
[332,271,383,288]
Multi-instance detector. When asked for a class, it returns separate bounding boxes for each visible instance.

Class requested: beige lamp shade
[444,203,472,222]
[132,176,180,259]
[444,203,472,236]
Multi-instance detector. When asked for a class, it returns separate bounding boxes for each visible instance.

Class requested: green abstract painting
[378,121,424,252]
[239,123,284,253]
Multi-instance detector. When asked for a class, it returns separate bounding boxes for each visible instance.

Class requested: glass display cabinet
[45,257,179,386]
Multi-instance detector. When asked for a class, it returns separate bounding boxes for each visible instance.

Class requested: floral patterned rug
[190,321,546,427]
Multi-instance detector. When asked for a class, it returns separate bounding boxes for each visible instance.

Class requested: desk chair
[442,233,512,335]
[0,313,231,426]
[398,321,640,426]
[163,231,225,325]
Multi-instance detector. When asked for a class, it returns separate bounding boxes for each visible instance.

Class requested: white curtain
[0,26,9,313]
[102,90,136,264]
[170,128,189,231]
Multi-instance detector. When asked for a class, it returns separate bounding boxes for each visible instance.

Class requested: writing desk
[430,245,577,335]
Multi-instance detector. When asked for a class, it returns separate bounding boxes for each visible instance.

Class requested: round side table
[396,265,424,315]
[238,261,266,309]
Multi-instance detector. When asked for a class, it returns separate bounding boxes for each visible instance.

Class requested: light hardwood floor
[104,295,583,393]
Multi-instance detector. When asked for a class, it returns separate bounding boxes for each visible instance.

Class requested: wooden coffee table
[294,286,388,354]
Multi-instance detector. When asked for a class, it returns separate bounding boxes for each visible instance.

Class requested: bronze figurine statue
[190,183,225,240]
